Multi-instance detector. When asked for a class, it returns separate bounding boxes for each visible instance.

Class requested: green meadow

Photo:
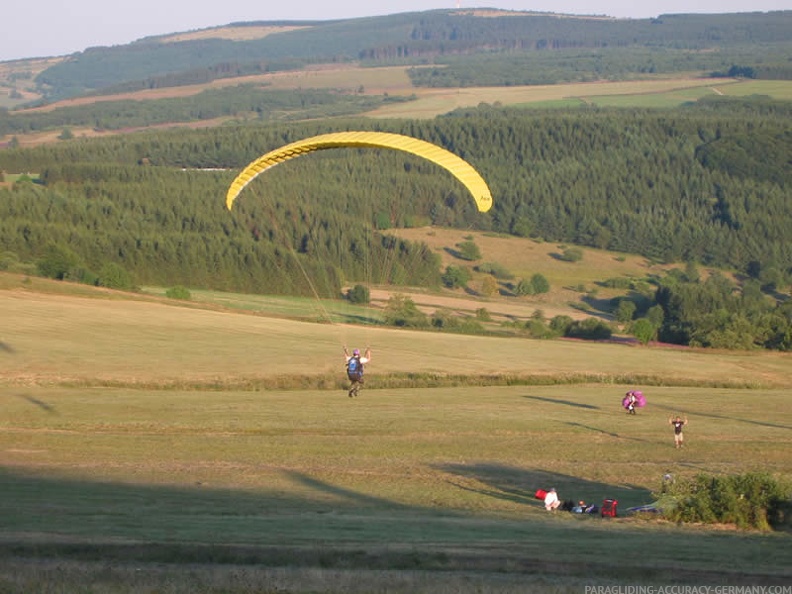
[1,273,791,592]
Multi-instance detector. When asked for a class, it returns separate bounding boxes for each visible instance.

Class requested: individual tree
[631,318,656,345]
[530,273,550,294]
[615,299,637,324]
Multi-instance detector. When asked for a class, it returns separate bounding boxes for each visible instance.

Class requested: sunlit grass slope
[2,281,790,389]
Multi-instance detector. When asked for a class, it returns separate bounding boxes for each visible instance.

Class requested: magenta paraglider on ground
[622,390,646,412]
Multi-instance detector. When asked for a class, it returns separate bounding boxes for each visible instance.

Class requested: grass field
[1,272,791,592]
[364,78,792,118]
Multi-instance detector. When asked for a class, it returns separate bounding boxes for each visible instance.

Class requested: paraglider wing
[622,390,647,409]
[634,391,646,407]
[225,131,493,212]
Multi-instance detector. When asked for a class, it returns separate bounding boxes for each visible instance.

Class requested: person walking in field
[344,346,371,398]
[669,415,688,448]
[626,391,637,414]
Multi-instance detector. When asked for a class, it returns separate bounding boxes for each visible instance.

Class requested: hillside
[1,9,790,108]
[0,9,790,149]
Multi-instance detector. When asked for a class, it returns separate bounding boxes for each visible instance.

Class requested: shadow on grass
[651,401,792,431]
[0,341,15,353]
[523,395,600,410]
[283,470,412,511]
[332,312,383,326]
[564,421,653,444]
[15,393,57,413]
[436,463,653,510]
[2,467,790,588]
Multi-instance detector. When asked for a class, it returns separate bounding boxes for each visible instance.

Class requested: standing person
[544,488,561,511]
[669,415,688,448]
[626,391,637,415]
[344,346,371,398]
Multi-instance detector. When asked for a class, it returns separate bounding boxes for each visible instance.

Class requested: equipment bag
[601,499,618,517]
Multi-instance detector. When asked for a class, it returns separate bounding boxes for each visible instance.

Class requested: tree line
[408,45,792,88]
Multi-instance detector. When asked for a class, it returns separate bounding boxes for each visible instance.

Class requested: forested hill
[1,100,789,289]
[24,10,792,100]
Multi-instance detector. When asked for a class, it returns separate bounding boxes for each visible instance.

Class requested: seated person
[544,488,561,511]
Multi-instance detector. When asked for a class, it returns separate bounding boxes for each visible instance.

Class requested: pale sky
[2,0,788,62]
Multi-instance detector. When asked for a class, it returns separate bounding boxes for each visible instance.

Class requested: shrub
[603,277,633,289]
[97,262,135,291]
[475,261,513,280]
[475,307,492,322]
[662,472,792,531]
[431,308,459,329]
[530,273,550,294]
[515,278,533,296]
[457,317,485,334]
[166,286,192,300]
[37,244,81,280]
[456,240,482,261]
[515,273,550,296]
[383,294,428,328]
[565,318,612,340]
[441,265,470,289]
[479,275,499,297]
[550,315,574,335]
[346,284,370,304]
[559,247,584,262]
[525,318,553,338]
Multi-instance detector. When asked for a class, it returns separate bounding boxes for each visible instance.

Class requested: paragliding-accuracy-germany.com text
[584,586,792,594]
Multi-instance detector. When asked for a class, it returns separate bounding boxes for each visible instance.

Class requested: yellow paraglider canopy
[225,131,492,212]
